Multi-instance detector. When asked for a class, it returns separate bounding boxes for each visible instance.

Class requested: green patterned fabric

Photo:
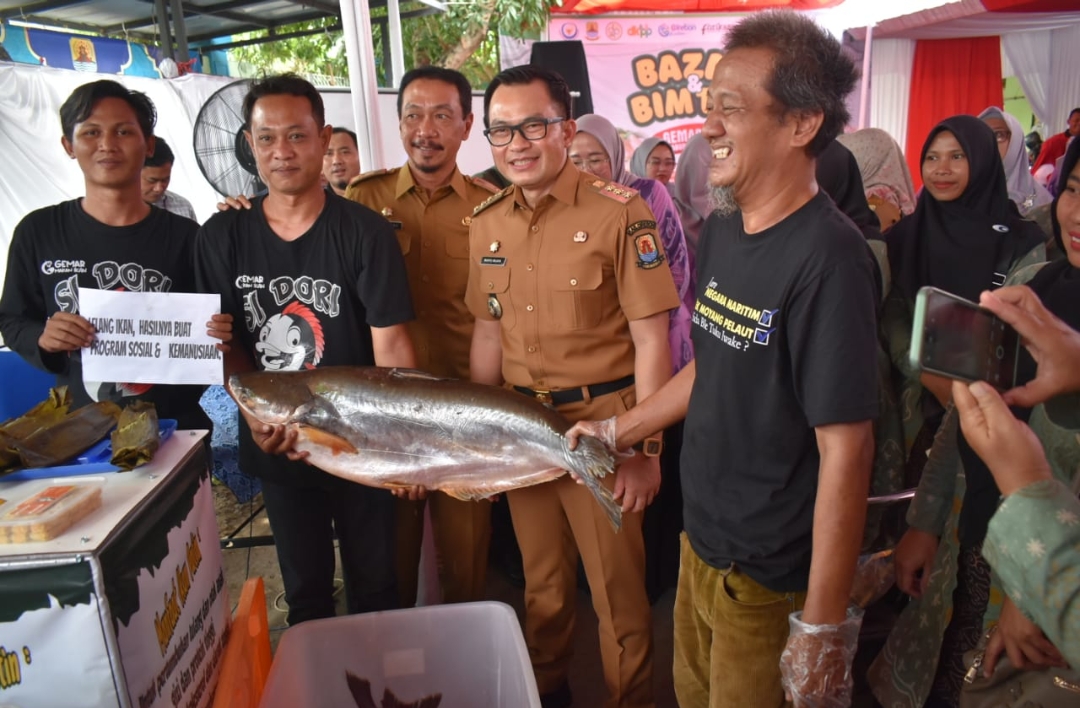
[983,478,1080,669]
[868,254,1080,708]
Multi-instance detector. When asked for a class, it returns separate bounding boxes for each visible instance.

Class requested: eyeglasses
[570,155,611,170]
[992,129,1011,144]
[483,117,565,147]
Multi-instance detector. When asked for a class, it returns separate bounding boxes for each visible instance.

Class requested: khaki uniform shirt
[465,161,680,390]
[347,165,494,379]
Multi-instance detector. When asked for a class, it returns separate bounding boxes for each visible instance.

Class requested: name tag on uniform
[481,256,506,266]
[388,221,403,230]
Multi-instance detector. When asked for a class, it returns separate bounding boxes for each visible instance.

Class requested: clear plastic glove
[780,607,863,708]
[565,416,620,453]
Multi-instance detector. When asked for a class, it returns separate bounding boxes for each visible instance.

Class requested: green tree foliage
[228,1,558,89]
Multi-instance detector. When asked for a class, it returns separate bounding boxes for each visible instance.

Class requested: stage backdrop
[546,14,744,158]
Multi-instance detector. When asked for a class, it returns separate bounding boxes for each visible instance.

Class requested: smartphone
[909,286,1020,389]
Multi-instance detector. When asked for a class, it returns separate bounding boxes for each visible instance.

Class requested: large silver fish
[228,367,621,529]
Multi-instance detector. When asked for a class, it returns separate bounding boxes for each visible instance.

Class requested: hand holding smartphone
[909,287,1021,390]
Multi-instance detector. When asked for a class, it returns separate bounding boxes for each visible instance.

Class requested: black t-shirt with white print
[0,200,210,429]
[682,192,879,592]
[195,192,414,485]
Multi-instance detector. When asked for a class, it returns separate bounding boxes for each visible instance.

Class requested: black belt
[513,374,634,406]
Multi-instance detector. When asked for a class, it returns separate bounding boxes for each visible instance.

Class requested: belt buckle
[533,389,553,405]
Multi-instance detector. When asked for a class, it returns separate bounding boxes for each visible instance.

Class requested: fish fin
[298,425,359,456]
[568,437,622,531]
[388,368,449,382]
[579,473,622,532]
[381,688,442,708]
[345,672,378,708]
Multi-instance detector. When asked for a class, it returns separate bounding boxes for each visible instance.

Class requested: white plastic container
[258,601,540,708]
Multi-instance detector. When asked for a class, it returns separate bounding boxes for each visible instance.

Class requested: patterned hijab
[978,106,1052,215]
[575,114,631,185]
[630,138,673,180]
[837,128,917,215]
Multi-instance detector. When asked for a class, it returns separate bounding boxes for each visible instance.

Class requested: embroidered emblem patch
[634,232,664,269]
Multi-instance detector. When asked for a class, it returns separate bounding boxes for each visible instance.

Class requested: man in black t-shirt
[195,75,416,626]
[569,13,879,708]
[0,80,228,430]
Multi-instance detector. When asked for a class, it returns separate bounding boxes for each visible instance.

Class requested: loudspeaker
[529,40,594,118]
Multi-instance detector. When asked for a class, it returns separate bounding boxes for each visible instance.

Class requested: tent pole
[859,25,873,129]
[387,0,406,88]
[341,0,386,170]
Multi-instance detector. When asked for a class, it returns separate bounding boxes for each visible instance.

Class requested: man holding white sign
[0,80,231,431]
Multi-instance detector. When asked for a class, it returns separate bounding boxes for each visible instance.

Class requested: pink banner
[549,14,744,156]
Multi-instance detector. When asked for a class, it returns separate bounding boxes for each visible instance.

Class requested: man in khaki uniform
[346,66,495,607]
[467,65,679,708]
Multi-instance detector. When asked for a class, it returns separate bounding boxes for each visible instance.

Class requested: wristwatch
[640,435,663,458]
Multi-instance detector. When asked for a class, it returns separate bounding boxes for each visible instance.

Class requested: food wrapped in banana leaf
[0,387,72,471]
[110,401,160,471]
[8,401,121,471]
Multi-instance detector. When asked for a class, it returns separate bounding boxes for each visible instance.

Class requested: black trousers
[260,473,399,626]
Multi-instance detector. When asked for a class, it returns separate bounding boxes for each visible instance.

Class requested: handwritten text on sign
[80,289,223,386]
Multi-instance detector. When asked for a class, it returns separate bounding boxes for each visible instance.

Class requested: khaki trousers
[672,533,807,708]
[508,387,654,708]
[395,494,491,606]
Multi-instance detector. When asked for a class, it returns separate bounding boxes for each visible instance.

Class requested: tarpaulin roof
[551,0,844,15]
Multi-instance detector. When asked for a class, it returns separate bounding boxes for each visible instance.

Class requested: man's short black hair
[59,80,156,142]
[242,73,325,129]
[397,66,473,119]
[724,11,858,157]
[331,126,358,148]
[483,65,571,129]
[1069,108,1080,119]
[145,136,175,167]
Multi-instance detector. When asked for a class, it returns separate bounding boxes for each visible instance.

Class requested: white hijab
[979,106,1052,214]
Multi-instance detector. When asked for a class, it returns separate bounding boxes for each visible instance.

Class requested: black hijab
[817,140,885,299]
[958,136,1080,548]
[887,115,1044,302]
[817,139,883,242]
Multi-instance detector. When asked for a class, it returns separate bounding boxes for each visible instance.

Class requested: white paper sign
[80,288,224,386]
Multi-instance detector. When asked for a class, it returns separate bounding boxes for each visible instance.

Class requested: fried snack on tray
[0,483,103,543]
[110,401,160,471]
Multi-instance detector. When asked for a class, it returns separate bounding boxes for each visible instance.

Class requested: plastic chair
[0,349,55,420]
[212,577,273,708]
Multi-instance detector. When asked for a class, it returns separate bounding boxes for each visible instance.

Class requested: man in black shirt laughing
[569,11,879,708]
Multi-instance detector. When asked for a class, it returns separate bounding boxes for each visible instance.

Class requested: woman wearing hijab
[882,115,1045,462]
[979,106,1052,216]
[837,127,917,232]
[671,132,711,258]
[572,114,692,601]
[869,131,1077,708]
[629,137,676,187]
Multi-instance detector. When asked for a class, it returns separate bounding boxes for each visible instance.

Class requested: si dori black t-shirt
[0,200,209,429]
[195,192,414,485]
[682,192,880,592]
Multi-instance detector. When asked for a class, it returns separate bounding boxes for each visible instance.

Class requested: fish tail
[567,438,622,532]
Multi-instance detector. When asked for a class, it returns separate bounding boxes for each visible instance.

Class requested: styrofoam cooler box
[258,601,541,708]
